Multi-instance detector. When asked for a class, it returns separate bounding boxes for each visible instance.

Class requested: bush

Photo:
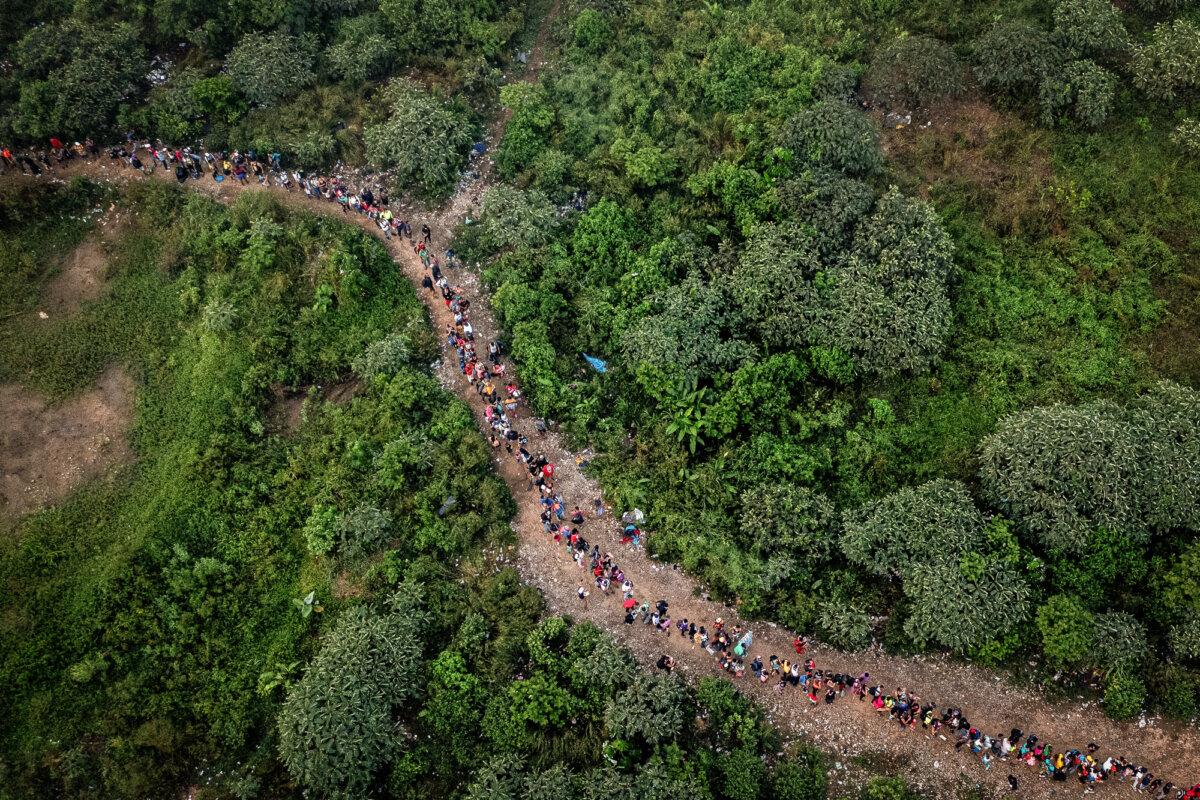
[1039,59,1117,127]
[353,333,413,379]
[573,9,614,53]
[1036,594,1095,666]
[1172,118,1200,156]
[225,31,317,107]
[778,100,883,176]
[863,34,964,108]
[325,14,398,84]
[815,599,872,650]
[973,20,1062,95]
[1091,611,1150,673]
[772,747,827,800]
[11,20,147,139]
[1103,670,1146,721]
[1051,0,1128,57]
[364,78,475,199]
[979,383,1200,554]
[822,187,954,376]
[278,600,427,797]
[604,674,688,745]
[1131,19,1200,101]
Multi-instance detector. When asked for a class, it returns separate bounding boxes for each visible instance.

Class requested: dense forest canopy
[1,0,1200,795]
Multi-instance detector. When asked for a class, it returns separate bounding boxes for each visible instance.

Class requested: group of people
[5,132,1196,797]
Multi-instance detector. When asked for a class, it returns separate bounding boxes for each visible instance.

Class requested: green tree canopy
[863,34,964,108]
[979,382,1200,554]
[277,596,428,798]
[11,20,147,140]
[225,31,317,107]
[365,78,474,199]
[973,20,1063,96]
[778,100,883,176]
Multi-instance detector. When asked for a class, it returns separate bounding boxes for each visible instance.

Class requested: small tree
[325,14,398,85]
[605,674,688,745]
[225,31,317,107]
[1103,669,1146,720]
[1039,59,1117,127]
[278,599,427,798]
[729,223,822,351]
[1052,0,1129,57]
[863,34,964,108]
[1036,594,1095,666]
[1091,611,1150,674]
[973,20,1063,96]
[819,187,954,376]
[1171,118,1200,156]
[778,100,883,176]
[1131,19,1200,101]
[364,78,474,199]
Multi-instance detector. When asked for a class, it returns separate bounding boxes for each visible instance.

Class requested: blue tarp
[583,354,608,373]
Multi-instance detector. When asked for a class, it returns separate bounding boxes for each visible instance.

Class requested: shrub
[364,78,474,199]
[1103,669,1146,721]
[11,20,147,139]
[1091,611,1150,673]
[573,9,614,53]
[278,599,427,797]
[979,383,1200,554]
[973,20,1062,95]
[772,747,827,800]
[1036,594,1095,666]
[1039,59,1117,127]
[821,187,954,376]
[778,100,883,176]
[1131,19,1200,101]
[1052,0,1129,57]
[1172,118,1200,156]
[863,34,964,108]
[730,223,822,350]
[353,333,412,379]
[325,14,398,84]
[815,599,872,650]
[605,674,688,745]
[225,31,317,107]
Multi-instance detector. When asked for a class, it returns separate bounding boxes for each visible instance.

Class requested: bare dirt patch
[0,365,135,522]
[42,236,109,316]
[878,98,1062,237]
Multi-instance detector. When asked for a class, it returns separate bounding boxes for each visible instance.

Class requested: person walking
[577,584,589,611]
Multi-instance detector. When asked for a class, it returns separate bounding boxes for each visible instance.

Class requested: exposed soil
[12,106,1200,800]
[0,365,135,523]
[878,98,1060,237]
[41,236,109,316]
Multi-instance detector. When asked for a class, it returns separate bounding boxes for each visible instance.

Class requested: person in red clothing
[49,137,64,151]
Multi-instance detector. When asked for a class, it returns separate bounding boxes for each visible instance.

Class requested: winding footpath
[6,39,1200,800]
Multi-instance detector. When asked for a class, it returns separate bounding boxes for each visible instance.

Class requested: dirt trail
[9,40,1199,800]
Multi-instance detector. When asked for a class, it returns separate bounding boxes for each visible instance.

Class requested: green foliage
[365,78,475,199]
[863,34,964,108]
[354,332,414,379]
[1091,611,1149,674]
[325,14,399,84]
[842,480,1030,652]
[226,31,318,107]
[1036,594,1094,667]
[779,100,883,176]
[815,599,873,650]
[10,20,147,139]
[605,674,688,746]
[1051,0,1128,58]
[822,187,954,376]
[498,83,556,177]
[772,747,828,800]
[278,598,428,798]
[1039,60,1116,128]
[978,383,1200,554]
[972,20,1062,96]
[862,777,920,800]
[1102,669,1146,721]
[1172,118,1200,157]
[1131,19,1200,101]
